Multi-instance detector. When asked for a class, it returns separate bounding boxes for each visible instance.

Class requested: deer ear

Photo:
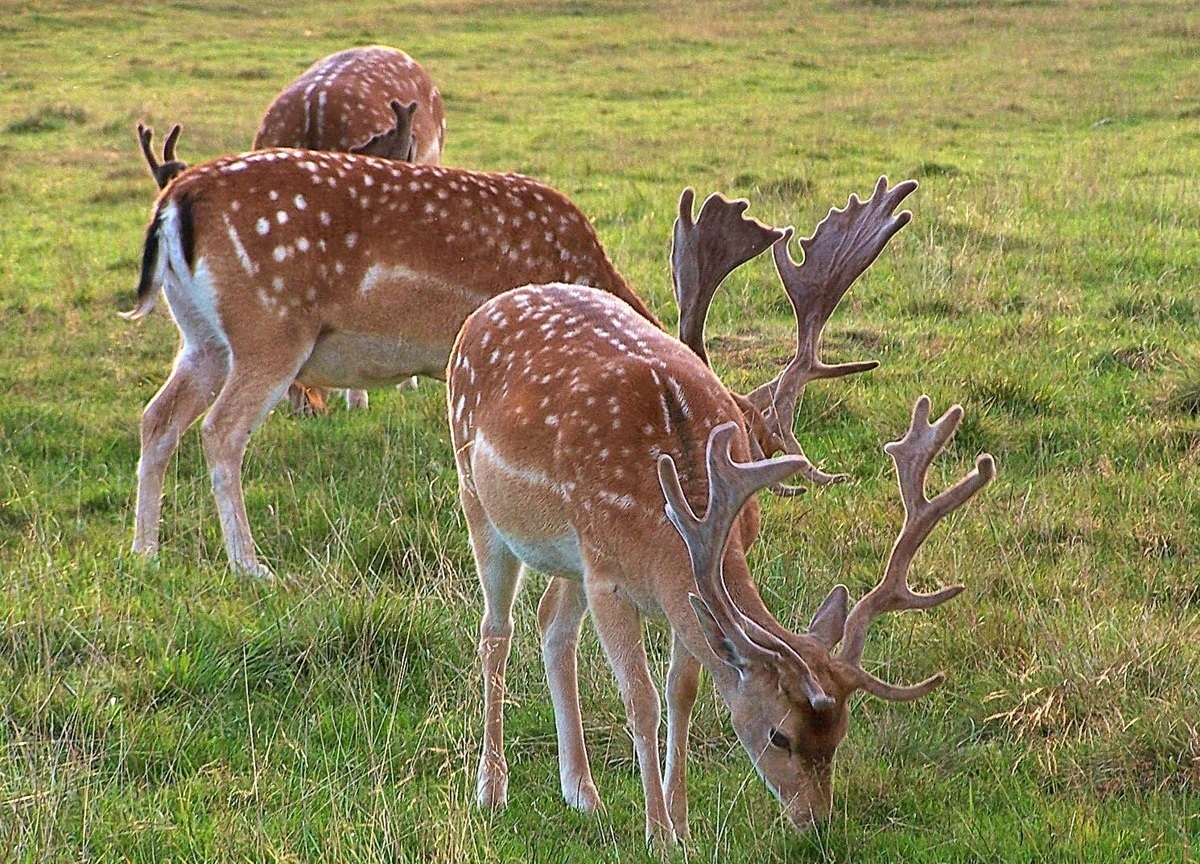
[806,585,849,650]
[689,594,748,672]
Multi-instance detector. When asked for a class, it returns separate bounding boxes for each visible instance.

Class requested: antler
[349,99,418,161]
[657,423,833,708]
[836,396,995,701]
[671,189,784,365]
[745,176,918,487]
[137,122,187,189]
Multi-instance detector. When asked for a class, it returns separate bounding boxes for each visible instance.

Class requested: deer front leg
[585,576,675,847]
[537,576,601,813]
[462,494,522,810]
[133,344,229,557]
[664,632,701,841]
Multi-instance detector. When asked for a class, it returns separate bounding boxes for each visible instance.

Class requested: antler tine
[658,424,835,707]
[745,177,918,486]
[136,122,186,190]
[672,188,784,366]
[657,423,803,580]
[137,122,160,173]
[837,396,996,701]
[162,123,182,163]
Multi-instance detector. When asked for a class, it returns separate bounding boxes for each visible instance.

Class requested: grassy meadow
[2,0,1199,860]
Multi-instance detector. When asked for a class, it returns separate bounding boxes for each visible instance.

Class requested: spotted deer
[255,45,447,413]
[447,181,995,844]
[255,45,445,163]
[123,148,671,577]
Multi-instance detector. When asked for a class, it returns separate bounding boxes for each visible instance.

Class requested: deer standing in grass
[124,147,664,578]
[135,46,447,414]
[447,180,995,844]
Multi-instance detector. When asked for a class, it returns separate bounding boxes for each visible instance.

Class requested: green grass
[2,0,1199,861]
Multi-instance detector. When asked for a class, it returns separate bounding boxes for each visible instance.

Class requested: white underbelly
[496,529,584,579]
[299,331,448,388]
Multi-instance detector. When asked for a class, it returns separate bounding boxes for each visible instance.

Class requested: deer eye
[768,727,792,751]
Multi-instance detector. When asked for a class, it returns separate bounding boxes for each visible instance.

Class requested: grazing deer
[255,45,447,413]
[255,45,445,164]
[123,149,661,578]
[447,181,995,843]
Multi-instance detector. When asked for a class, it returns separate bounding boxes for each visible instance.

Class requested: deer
[446,180,995,845]
[134,47,446,415]
[254,45,445,164]
[122,147,675,578]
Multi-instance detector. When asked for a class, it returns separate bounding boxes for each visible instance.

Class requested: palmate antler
[656,423,835,710]
[833,396,996,700]
[670,177,918,495]
[137,122,187,190]
[745,176,918,488]
[671,189,784,366]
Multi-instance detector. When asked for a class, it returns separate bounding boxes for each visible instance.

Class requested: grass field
[2,0,1199,860]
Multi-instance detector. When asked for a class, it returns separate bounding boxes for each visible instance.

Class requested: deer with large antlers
[123,149,661,578]
[448,179,995,843]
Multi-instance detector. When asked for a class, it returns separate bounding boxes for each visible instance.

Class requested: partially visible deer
[446,181,995,844]
[255,45,445,163]
[123,150,663,578]
[255,45,447,413]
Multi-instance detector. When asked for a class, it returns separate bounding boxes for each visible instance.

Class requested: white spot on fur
[222,215,255,275]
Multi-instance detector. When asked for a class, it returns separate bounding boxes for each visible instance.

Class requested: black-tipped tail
[121,208,164,320]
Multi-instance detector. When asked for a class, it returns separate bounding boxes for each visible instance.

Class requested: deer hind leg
[664,632,701,841]
[462,492,523,810]
[199,345,309,579]
[132,343,230,557]
[585,575,675,847]
[537,576,601,813]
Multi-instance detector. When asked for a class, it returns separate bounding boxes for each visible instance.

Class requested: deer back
[132,151,656,373]
[254,46,446,163]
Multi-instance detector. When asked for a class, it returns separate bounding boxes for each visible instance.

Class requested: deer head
[348,99,419,161]
[136,122,187,189]
[658,397,994,828]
